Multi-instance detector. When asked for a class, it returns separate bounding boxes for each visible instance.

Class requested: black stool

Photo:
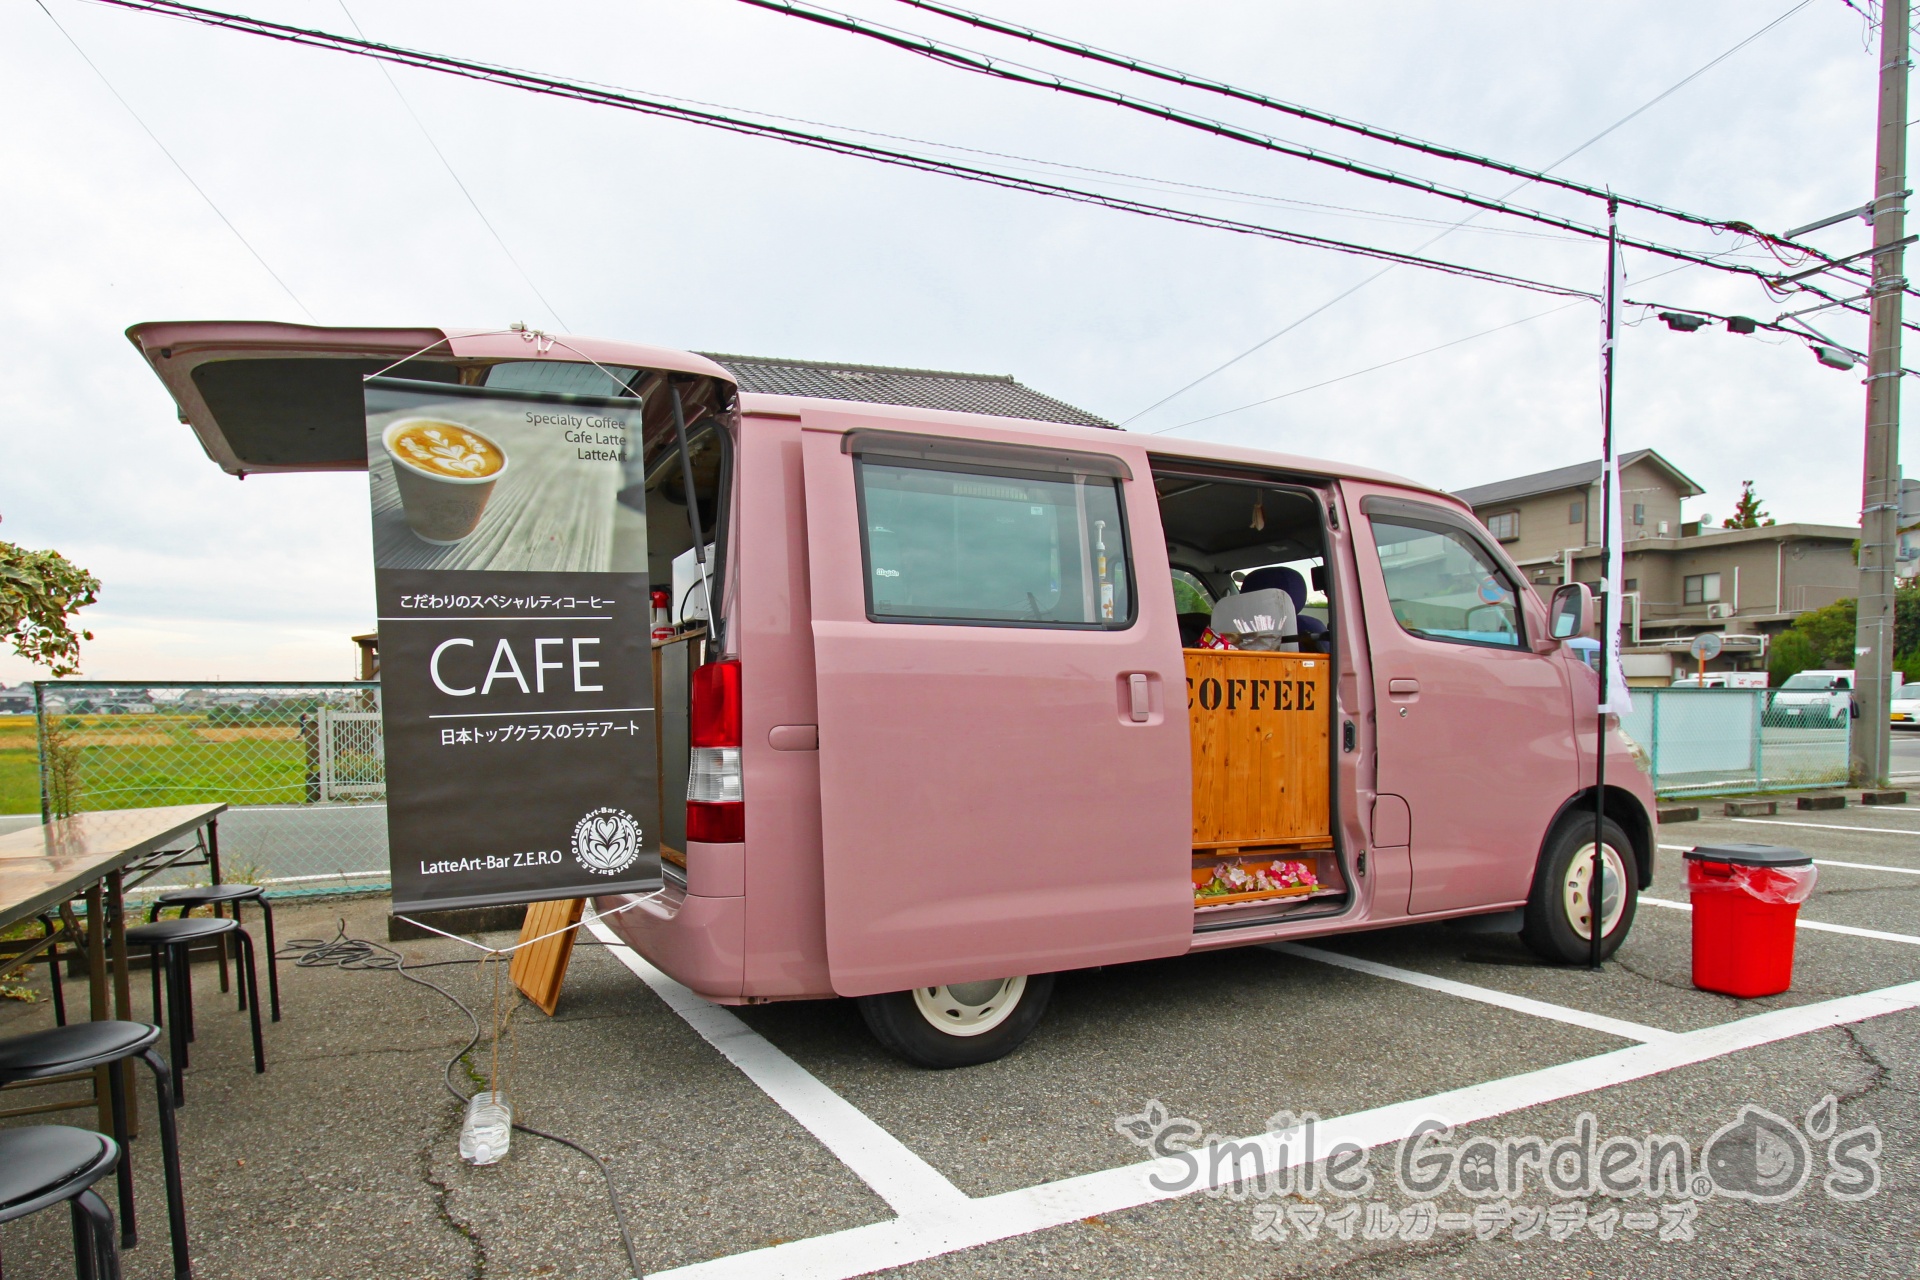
[0,1023,189,1278]
[0,1126,122,1280]
[148,885,280,1022]
[124,917,265,1102]
[34,914,68,1028]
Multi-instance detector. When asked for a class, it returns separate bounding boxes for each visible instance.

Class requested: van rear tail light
[690,659,740,747]
[688,660,742,842]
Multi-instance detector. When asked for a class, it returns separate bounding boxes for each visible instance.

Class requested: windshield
[1779,672,1839,690]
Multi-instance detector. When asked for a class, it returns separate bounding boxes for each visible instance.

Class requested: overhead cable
[622,82,1605,244]
[80,0,1602,301]
[332,0,569,330]
[1121,1,1840,424]
[1145,302,1590,434]
[886,0,1821,247]
[33,0,315,319]
[733,0,1829,282]
[1150,291,1909,438]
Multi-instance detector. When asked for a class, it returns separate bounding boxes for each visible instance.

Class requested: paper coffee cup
[382,419,510,544]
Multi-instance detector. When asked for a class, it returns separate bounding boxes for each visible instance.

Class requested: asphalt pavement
[0,795,1914,1279]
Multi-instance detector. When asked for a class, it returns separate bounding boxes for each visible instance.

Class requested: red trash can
[1684,843,1818,997]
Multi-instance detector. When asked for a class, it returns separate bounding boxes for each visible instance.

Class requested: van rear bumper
[595,887,746,1003]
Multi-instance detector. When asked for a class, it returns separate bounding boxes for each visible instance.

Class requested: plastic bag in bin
[1685,850,1818,904]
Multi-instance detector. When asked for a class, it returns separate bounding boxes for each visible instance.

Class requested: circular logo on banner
[572,808,642,876]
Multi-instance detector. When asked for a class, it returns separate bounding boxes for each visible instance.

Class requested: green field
[0,750,38,816]
[0,713,317,815]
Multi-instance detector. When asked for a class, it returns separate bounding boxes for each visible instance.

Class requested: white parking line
[1731,817,1920,836]
[584,913,969,1218]
[1271,942,1677,1042]
[650,979,1920,1280]
[1659,843,1920,876]
[1639,896,1920,946]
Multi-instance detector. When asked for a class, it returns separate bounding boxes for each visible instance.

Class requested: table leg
[107,871,139,1140]
[208,816,223,886]
[85,882,110,1133]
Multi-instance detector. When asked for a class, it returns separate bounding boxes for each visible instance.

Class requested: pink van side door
[1347,487,1575,915]
[800,421,1192,997]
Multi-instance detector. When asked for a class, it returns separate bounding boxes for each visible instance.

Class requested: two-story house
[1455,450,1859,682]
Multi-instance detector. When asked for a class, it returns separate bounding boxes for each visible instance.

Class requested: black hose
[280,923,644,1278]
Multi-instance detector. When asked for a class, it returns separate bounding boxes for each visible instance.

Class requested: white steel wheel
[910,976,1028,1038]
[1561,841,1629,942]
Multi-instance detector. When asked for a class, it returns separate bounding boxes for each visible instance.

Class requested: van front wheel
[856,973,1055,1068]
[1520,816,1639,964]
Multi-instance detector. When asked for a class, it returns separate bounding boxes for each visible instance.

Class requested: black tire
[856,973,1056,1069]
[1519,815,1639,964]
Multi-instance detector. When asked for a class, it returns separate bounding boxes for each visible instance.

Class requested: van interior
[1154,471,1350,928]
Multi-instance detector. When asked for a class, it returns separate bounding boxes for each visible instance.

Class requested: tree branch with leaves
[1,521,101,678]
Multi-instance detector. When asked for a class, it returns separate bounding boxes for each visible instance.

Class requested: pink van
[131,321,1656,1067]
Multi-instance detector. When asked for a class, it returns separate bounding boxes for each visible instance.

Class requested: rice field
[0,713,315,815]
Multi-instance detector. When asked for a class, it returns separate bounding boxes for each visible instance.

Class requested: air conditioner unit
[1657,519,1671,536]
[1705,603,1730,620]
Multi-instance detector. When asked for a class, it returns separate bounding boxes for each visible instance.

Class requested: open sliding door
[801,420,1191,997]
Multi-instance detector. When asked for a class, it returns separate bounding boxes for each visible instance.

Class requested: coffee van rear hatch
[126,320,736,476]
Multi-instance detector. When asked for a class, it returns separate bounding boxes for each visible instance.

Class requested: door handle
[1388,678,1421,697]
[1129,673,1151,722]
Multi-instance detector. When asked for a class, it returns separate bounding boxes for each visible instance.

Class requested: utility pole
[1851,0,1910,787]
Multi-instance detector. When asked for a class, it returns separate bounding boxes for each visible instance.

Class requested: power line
[619,84,1606,244]
[1527,1,1818,176]
[33,0,314,319]
[82,0,1603,301]
[1147,289,1908,439]
[1145,302,1590,434]
[333,1,569,331]
[734,0,1828,281]
[887,0,1821,247]
[1120,1,1821,424]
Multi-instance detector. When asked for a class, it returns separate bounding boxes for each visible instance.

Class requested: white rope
[392,889,661,957]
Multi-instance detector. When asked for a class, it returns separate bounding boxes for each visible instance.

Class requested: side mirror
[1549,583,1593,640]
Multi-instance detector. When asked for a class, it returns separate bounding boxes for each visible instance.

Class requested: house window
[1633,503,1646,526]
[1683,572,1722,605]
[1624,578,1638,591]
[1569,500,1585,525]
[1485,511,1519,541]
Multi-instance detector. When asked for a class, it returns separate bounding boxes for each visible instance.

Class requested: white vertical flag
[1599,450,1633,714]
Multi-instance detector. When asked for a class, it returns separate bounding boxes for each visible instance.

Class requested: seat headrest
[1241,565,1307,612]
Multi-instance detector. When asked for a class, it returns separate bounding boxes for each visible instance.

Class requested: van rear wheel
[856,973,1055,1068]
[1520,816,1639,964]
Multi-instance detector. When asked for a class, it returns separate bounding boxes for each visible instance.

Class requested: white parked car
[1769,670,1908,727]
[1892,690,1920,729]
[1770,670,1854,727]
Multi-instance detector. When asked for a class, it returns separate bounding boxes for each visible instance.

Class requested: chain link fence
[1616,687,1849,798]
[3,680,1851,886]
[13,681,389,898]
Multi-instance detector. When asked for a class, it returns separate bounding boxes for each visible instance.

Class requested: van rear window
[855,459,1133,628]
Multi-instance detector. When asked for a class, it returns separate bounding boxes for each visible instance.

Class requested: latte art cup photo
[382,418,510,544]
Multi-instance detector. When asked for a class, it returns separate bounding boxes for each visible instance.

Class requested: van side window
[1369,516,1523,648]
[855,459,1133,628]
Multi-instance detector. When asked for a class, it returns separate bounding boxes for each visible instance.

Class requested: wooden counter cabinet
[1185,649,1333,906]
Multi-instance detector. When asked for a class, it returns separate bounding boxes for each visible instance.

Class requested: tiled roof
[1453,448,1703,507]
[701,353,1114,429]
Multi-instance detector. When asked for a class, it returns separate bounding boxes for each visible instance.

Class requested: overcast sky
[0,0,1904,682]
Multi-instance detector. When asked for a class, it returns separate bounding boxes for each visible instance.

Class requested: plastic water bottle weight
[460,1091,512,1165]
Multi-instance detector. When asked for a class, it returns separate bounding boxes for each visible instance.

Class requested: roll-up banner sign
[365,377,658,912]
